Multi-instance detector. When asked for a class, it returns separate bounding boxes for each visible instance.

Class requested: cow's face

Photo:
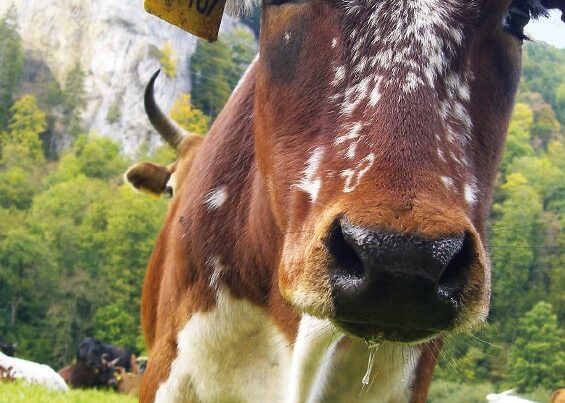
[253,0,562,343]
[86,340,104,368]
[0,342,16,357]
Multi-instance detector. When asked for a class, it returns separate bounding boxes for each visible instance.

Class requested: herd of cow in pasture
[0,337,145,396]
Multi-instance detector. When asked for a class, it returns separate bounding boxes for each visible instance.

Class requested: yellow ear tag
[144,0,227,42]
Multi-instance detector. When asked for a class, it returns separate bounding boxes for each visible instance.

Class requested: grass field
[0,382,137,403]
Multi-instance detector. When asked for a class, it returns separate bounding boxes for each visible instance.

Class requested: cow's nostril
[438,232,473,296]
[326,219,365,279]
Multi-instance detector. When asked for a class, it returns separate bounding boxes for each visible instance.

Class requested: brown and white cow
[129,1,565,402]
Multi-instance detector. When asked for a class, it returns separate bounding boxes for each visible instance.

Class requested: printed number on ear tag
[144,0,227,42]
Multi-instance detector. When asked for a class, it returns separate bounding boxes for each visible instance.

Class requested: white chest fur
[155,297,420,403]
[155,288,293,403]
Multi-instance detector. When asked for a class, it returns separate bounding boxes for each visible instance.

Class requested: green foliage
[73,134,128,180]
[428,381,495,403]
[1,95,46,166]
[170,93,209,134]
[150,43,177,78]
[490,173,544,324]
[0,167,36,209]
[507,302,565,392]
[0,6,25,130]
[0,382,137,403]
[62,62,86,138]
[190,28,257,117]
[500,103,534,173]
[521,43,565,124]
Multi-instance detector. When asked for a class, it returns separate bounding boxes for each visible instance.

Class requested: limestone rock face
[0,0,243,154]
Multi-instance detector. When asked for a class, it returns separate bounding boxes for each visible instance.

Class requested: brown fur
[115,367,141,396]
[552,389,565,403]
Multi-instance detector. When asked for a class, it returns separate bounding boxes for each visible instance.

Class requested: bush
[428,381,495,403]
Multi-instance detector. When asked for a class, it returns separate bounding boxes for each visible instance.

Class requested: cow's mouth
[332,319,447,343]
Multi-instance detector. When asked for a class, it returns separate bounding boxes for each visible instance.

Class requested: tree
[490,173,543,333]
[507,302,564,392]
[223,28,257,88]
[1,95,46,166]
[170,94,209,134]
[500,103,534,174]
[98,185,168,350]
[0,5,24,130]
[190,39,234,117]
[62,62,86,137]
[0,227,54,338]
[189,30,257,118]
[73,134,128,180]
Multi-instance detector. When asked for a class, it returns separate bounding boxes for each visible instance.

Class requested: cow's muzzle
[326,217,475,343]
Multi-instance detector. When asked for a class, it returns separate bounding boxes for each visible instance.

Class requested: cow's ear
[540,0,565,21]
[125,162,172,197]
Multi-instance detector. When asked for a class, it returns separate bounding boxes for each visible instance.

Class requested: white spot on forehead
[331,38,338,48]
[341,77,371,115]
[341,153,375,193]
[464,182,478,205]
[368,76,383,107]
[437,148,446,162]
[332,65,346,86]
[340,0,472,98]
[204,186,229,211]
[335,122,362,145]
[294,147,325,203]
[284,31,291,44]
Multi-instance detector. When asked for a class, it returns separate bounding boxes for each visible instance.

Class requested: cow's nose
[326,218,472,342]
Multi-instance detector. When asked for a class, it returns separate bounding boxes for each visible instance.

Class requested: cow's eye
[503,1,531,39]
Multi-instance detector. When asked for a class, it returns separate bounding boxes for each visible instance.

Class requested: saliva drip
[361,336,383,392]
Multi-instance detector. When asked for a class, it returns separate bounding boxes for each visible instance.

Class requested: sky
[526,10,565,48]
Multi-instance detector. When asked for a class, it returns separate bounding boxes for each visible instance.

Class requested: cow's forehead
[227,0,484,17]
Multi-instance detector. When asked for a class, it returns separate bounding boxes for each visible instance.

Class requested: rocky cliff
[0,0,245,154]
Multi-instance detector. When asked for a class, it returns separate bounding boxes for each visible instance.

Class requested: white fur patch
[294,147,325,203]
[341,153,375,193]
[207,256,224,294]
[288,316,422,403]
[204,186,228,210]
[464,182,478,205]
[155,288,292,403]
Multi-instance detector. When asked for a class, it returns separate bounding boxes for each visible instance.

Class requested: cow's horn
[145,70,187,149]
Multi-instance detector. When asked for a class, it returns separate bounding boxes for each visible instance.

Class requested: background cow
[77,337,132,372]
[0,341,16,357]
[126,70,204,199]
[57,357,119,389]
[0,351,68,392]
